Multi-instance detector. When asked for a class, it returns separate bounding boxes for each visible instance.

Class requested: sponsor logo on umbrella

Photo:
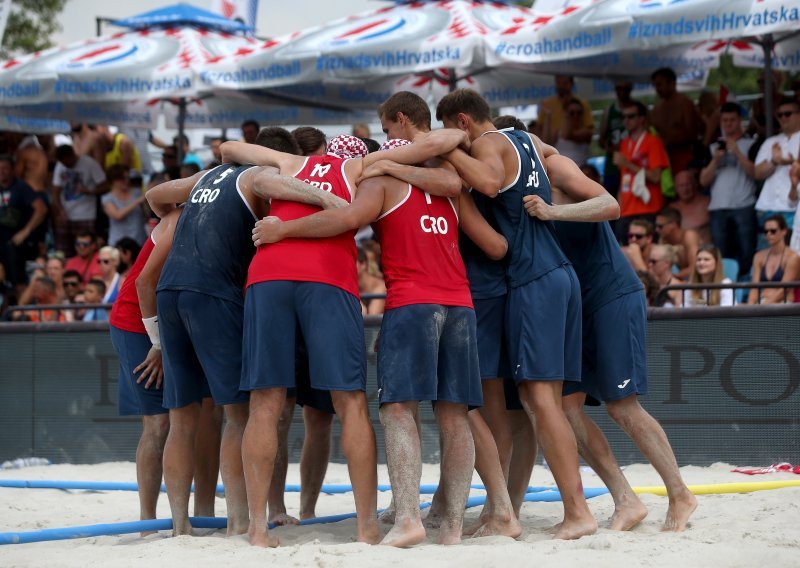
[61,42,141,70]
[628,0,689,13]
[330,16,408,46]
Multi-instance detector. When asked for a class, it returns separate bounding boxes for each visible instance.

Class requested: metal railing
[656,281,800,307]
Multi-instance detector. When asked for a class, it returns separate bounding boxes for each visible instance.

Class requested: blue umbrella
[112,3,253,35]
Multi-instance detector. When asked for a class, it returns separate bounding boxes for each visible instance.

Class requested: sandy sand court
[1,462,799,567]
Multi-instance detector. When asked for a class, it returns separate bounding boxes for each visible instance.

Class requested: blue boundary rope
[0,488,610,545]
[0,480,557,495]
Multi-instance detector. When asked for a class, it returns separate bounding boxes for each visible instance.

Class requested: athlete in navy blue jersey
[436,89,596,540]
[145,161,346,539]
[526,153,697,532]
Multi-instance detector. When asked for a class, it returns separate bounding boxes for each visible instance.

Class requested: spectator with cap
[649,67,702,174]
[671,170,710,244]
[102,165,147,247]
[52,145,108,255]
[613,101,669,242]
[292,127,327,156]
[539,75,594,150]
[754,97,800,243]
[599,80,634,198]
[0,154,48,288]
[684,244,734,307]
[622,218,656,272]
[699,102,758,277]
[65,229,102,283]
[241,119,260,144]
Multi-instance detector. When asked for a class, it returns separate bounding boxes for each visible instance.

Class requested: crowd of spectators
[533,68,800,307]
[2,66,800,321]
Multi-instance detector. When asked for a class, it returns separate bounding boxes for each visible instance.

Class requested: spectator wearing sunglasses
[748,214,800,304]
[97,245,121,304]
[648,244,683,307]
[754,98,800,247]
[65,230,102,283]
[62,270,83,302]
[622,218,656,272]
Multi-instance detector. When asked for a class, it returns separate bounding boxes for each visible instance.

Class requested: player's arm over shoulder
[458,190,507,260]
[443,134,506,197]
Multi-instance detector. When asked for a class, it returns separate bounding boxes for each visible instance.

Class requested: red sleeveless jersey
[247,155,359,296]
[372,185,472,310]
[109,234,155,334]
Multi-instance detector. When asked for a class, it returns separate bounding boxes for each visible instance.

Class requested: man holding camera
[699,102,757,277]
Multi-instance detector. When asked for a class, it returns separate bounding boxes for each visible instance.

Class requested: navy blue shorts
[474,295,511,381]
[158,290,248,408]
[563,291,648,405]
[294,334,335,414]
[110,325,168,416]
[503,377,524,411]
[377,304,482,407]
[241,281,366,393]
[506,265,582,383]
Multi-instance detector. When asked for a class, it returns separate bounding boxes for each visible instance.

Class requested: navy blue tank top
[553,220,644,314]
[459,190,507,299]
[490,129,568,288]
[157,164,258,305]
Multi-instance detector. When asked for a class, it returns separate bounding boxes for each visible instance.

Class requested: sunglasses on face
[99,258,114,264]
[647,258,661,265]
[64,281,80,287]
[627,233,647,240]
[74,240,92,248]
[777,111,796,119]
[764,228,779,235]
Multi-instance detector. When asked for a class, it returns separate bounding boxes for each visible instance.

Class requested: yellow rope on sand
[633,480,800,496]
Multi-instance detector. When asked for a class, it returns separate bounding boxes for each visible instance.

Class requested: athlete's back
[490,129,568,287]
[157,164,257,305]
[372,182,472,310]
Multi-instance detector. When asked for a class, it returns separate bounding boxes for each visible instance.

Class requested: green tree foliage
[1,0,68,59]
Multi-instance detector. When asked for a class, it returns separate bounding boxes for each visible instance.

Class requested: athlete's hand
[357,160,390,184]
[523,194,555,221]
[134,346,164,390]
[252,216,285,246]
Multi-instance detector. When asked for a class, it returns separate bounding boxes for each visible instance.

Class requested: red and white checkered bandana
[379,138,412,151]
[327,135,369,159]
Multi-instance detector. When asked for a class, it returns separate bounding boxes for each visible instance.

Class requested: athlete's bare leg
[331,390,380,544]
[137,413,169,533]
[242,388,284,548]
[506,409,536,518]
[221,402,250,536]
[381,406,422,525]
[424,429,445,529]
[299,406,333,520]
[465,410,521,539]
[193,399,222,517]
[268,397,300,526]
[163,402,200,536]
[380,401,426,547]
[606,396,697,531]
[433,401,475,545]
[478,379,513,478]
[518,381,597,540]
[562,393,647,531]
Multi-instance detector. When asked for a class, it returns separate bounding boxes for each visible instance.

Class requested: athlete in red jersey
[249,138,506,548]
[222,130,469,547]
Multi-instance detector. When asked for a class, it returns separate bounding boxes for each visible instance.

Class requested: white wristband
[142,316,161,349]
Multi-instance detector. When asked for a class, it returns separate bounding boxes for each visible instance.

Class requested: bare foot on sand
[662,491,697,532]
[378,506,396,525]
[248,526,279,548]
[381,518,426,548]
[553,516,598,540]
[226,518,249,537]
[269,512,300,526]
[357,523,383,545]
[471,514,523,539]
[609,499,648,531]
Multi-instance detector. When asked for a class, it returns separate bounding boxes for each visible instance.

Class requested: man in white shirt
[754,97,800,248]
[52,145,108,255]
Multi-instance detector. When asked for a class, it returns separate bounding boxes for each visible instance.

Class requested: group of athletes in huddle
[108,89,697,548]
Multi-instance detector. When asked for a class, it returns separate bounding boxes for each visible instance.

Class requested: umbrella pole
[448,68,457,92]
[177,97,187,165]
[762,34,775,139]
